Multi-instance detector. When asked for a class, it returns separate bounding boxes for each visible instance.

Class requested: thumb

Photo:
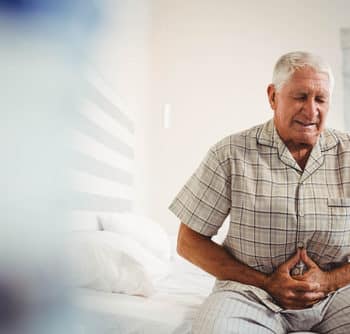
[282,248,302,271]
[300,248,317,268]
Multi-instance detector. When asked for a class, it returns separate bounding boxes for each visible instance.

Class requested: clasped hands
[263,248,332,309]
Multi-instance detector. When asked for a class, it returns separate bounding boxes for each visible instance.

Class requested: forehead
[283,67,330,96]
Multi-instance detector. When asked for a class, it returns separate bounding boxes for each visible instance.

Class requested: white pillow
[97,213,171,261]
[69,231,170,297]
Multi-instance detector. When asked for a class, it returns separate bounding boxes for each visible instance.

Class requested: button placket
[296,183,305,249]
[298,184,304,217]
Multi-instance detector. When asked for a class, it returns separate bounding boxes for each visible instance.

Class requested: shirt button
[297,241,304,248]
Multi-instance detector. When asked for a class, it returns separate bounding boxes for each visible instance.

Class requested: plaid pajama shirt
[169,119,350,312]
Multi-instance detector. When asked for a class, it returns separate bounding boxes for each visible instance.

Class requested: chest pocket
[327,198,350,247]
[328,198,350,216]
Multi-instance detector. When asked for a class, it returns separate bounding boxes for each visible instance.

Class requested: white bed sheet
[73,254,215,334]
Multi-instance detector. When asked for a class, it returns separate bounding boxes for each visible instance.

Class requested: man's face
[268,67,331,150]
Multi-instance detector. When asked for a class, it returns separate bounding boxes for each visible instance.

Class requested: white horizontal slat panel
[70,170,134,200]
[79,98,134,145]
[72,130,134,172]
[86,68,133,120]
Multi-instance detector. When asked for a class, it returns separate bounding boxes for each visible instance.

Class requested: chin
[296,135,319,148]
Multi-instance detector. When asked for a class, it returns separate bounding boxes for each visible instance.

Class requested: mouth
[294,120,317,128]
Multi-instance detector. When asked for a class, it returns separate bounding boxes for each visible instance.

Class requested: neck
[286,143,313,170]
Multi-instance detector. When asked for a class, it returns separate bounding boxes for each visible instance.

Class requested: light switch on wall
[163,103,171,129]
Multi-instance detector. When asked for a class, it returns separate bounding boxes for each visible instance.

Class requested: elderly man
[169,52,350,333]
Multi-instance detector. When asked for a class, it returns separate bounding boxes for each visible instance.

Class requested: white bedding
[73,254,215,334]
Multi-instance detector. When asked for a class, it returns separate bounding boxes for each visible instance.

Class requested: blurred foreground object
[0,1,100,333]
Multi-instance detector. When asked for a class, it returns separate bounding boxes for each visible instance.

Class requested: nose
[302,98,318,120]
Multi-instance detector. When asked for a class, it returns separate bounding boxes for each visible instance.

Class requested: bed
[70,217,320,334]
[72,236,214,334]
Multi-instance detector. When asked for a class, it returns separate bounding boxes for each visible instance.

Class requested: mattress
[73,254,215,334]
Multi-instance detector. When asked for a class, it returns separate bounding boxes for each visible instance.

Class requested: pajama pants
[192,285,350,334]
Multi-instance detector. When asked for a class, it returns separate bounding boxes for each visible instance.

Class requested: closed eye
[294,95,307,101]
[316,97,327,103]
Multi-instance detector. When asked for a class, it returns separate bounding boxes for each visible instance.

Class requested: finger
[281,291,324,310]
[291,298,321,309]
[300,248,317,268]
[276,289,321,310]
[282,249,302,271]
[303,299,321,308]
[292,280,320,292]
[293,291,325,302]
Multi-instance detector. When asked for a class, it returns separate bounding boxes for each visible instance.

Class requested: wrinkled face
[268,67,330,150]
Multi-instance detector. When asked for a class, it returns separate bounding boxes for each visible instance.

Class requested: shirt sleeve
[168,147,231,237]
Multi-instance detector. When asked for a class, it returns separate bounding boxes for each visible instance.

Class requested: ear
[267,84,277,111]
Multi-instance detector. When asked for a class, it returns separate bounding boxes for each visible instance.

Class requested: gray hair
[272,51,334,94]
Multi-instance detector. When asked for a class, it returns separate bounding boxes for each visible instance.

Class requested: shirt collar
[256,118,339,152]
[257,119,339,178]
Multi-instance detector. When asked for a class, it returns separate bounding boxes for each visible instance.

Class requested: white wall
[83,0,350,235]
[149,0,350,234]
[87,0,153,218]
